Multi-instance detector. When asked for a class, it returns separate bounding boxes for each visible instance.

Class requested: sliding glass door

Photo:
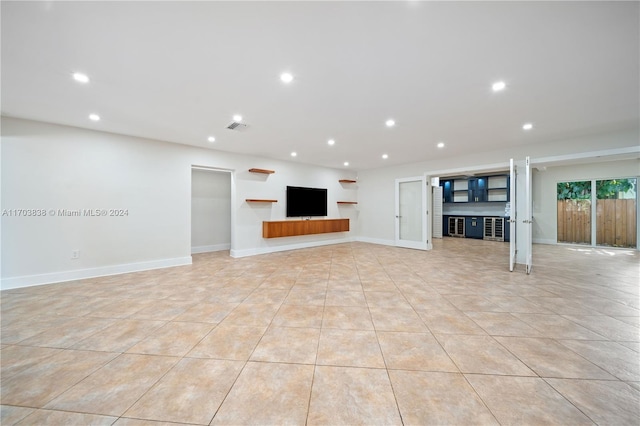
[557,181,592,245]
[557,178,637,248]
[595,179,637,248]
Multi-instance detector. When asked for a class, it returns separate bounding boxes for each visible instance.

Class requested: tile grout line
[358,253,406,425]
[206,253,302,425]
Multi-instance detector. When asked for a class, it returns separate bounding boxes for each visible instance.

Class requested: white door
[524,156,533,274]
[509,159,517,271]
[395,176,428,250]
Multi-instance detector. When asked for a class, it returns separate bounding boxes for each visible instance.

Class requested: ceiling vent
[226,121,248,131]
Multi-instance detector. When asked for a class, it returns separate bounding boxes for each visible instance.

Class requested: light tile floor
[1,239,639,425]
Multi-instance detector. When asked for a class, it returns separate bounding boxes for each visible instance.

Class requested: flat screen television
[286,186,327,217]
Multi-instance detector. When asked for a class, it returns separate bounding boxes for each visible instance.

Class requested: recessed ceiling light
[437,142,445,148]
[207,136,216,142]
[385,119,395,127]
[89,113,100,121]
[327,139,335,146]
[280,72,294,83]
[522,123,533,130]
[344,161,349,166]
[233,114,242,122]
[291,152,297,157]
[72,72,89,83]
[492,81,506,92]
[382,154,388,159]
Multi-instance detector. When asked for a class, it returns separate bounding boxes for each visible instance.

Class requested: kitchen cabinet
[440,179,471,203]
[452,179,469,202]
[487,175,509,202]
[469,178,486,202]
[442,215,510,242]
[440,175,509,203]
[465,216,484,239]
[441,180,452,203]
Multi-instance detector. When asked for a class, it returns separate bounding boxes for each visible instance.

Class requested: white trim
[191,243,231,254]
[533,238,556,245]
[532,146,640,166]
[230,237,354,258]
[355,236,396,247]
[0,256,193,291]
[428,161,511,178]
[190,164,236,257]
[191,165,234,173]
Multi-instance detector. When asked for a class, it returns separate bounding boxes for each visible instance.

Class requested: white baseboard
[354,236,396,247]
[191,243,231,254]
[533,238,556,245]
[230,237,355,258]
[0,256,193,291]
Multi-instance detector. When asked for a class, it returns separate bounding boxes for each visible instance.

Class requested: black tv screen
[286,186,327,217]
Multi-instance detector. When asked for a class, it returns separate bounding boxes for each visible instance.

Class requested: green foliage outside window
[557,179,635,200]
[557,181,590,200]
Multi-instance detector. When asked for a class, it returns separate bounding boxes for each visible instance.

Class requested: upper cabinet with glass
[441,174,509,203]
[487,176,509,202]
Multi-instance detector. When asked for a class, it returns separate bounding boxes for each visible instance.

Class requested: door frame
[190,165,235,256]
[427,161,511,262]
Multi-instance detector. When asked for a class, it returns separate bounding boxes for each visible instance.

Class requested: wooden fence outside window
[557,199,637,248]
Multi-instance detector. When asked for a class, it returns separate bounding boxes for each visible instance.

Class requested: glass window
[557,181,591,245]
[596,178,637,248]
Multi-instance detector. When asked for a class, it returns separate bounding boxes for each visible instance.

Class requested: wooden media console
[262,219,349,238]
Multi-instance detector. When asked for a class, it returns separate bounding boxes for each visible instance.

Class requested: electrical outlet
[71,250,80,259]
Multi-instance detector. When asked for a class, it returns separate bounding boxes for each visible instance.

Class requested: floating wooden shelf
[249,168,275,174]
[263,218,349,238]
[339,179,357,183]
[246,199,277,203]
[337,201,358,204]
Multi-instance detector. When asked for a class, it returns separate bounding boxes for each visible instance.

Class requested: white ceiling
[2,1,638,171]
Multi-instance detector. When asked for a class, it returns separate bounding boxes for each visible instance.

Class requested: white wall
[532,159,640,245]
[1,118,192,286]
[191,169,231,253]
[1,117,357,289]
[2,115,637,289]
[357,128,639,245]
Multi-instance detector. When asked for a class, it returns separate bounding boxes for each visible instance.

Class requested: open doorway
[427,161,526,272]
[191,168,232,254]
[435,171,511,243]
